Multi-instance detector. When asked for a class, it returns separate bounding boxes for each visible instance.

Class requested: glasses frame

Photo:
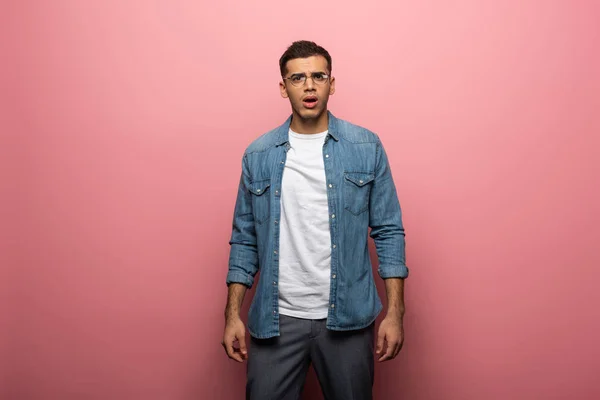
[283,72,331,87]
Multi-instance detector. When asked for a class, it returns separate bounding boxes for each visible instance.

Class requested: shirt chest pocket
[343,172,375,216]
[249,179,271,224]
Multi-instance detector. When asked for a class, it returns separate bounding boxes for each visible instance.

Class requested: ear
[279,81,289,98]
[329,76,336,96]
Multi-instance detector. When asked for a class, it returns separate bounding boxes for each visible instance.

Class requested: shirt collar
[276,111,340,146]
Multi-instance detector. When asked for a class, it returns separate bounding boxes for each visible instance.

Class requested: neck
[290,110,329,134]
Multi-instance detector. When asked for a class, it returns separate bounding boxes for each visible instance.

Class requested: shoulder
[244,129,279,154]
[244,116,291,155]
[333,115,381,145]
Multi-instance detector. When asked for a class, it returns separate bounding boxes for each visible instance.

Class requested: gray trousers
[246,314,375,400]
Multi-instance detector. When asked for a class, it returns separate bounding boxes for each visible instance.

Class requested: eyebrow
[289,71,327,76]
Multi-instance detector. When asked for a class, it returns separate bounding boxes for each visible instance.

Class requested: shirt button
[331,304,335,308]
[273,310,277,314]
[256,189,261,193]
[332,274,336,279]
[281,161,284,164]
[274,250,277,254]
[273,281,276,285]
[275,190,279,195]
[274,220,278,224]
[331,214,335,219]
[328,184,333,188]
[359,180,364,184]
[325,154,329,158]
[332,244,336,248]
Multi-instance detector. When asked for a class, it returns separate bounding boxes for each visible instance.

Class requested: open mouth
[302,96,318,108]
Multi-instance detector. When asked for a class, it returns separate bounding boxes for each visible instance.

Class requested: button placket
[322,140,338,319]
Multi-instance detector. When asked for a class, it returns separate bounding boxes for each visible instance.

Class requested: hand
[376,315,404,362]
[222,316,248,362]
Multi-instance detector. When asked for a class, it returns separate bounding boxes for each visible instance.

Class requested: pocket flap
[344,172,375,187]
[249,179,271,195]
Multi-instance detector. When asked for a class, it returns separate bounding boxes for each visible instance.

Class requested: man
[222,40,409,399]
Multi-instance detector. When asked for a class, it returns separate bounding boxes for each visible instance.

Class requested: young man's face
[279,55,335,123]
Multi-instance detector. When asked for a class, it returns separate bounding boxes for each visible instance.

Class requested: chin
[296,107,325,120]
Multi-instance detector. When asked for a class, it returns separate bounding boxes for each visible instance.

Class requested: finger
[391,342,401,359]
[225,338,243,362]
[238,333,248,359]
[393,339,404,358]
[376,329,385,355]
[378,340,397,362]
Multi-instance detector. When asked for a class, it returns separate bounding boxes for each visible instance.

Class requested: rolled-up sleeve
[369,138,409,279]
[226,154,259,288]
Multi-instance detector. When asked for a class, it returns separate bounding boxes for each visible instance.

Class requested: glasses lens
[313,74,328,84]
[289,75,305,87]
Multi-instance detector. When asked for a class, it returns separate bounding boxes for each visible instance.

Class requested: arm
[222,154,257,362]
[384,277,405,319]
[377,277,405,362]
[368,139,409,280]
[225,282,247,322]
[222,283,248,362]
[226,154,259,287]
[368,138,408,361]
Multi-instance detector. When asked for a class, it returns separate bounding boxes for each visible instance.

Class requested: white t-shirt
[278,129,332,319]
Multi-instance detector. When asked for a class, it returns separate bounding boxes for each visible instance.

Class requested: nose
[304,76,315,91]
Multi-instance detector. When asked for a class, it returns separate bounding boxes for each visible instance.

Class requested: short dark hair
[279,40,332,77]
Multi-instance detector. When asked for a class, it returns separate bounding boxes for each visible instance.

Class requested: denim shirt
[226,111,409,339]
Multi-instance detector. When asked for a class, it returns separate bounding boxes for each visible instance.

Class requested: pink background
[2,0,600,399]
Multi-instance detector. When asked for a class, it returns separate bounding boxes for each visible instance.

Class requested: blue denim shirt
[227,111,409,339]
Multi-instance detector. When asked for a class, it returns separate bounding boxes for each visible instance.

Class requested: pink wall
[3,1,599,399]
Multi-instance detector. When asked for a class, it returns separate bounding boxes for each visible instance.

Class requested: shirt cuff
[226,270,254,287]
[378,265,409,279]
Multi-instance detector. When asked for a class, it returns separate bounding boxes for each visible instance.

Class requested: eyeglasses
[283,72,330,87]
